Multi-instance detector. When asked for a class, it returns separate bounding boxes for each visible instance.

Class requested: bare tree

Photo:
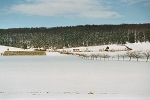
[90,54,95,60]
[132,51,142,61]
[143,50,150,62]
[117,54,121,61]
[78,54,85,59]
[86,55,90,60]
[78,54,89,60]
[82,54,88,59]
[102,54,109,61]
[120,54,126,61]
[107,55,110,61]
[78,54,82,57]
[95,54,99,60]
[126,51,133,61]
[98,54,102,61]
[75,53,80,57]
[112,56,114,61]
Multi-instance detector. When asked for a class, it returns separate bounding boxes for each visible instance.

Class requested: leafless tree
[82,54,88,59]
[143,50,150,62]
[102,54,109,61]
[95,54,99,60]
[107,55,110,61]
[112,56,114,61]
[132,51,142,61]
[117,54,121,61]
[120,54,126,61]
[126,51,133,61]
[75,53,79,57]
[90,54,95,60]
[78,54,85,59]
[78,54,82,57]
[98,54,102,61]
[86,55,90,60]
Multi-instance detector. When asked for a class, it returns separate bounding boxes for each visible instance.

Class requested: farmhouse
[105,46,109,51]
[99,45,132,52]
[73,49,80,52]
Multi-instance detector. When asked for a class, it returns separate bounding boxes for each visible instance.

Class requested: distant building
[105,46,109,51]
[73,49,80,52]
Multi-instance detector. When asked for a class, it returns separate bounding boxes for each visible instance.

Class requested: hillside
[0,24,150,49]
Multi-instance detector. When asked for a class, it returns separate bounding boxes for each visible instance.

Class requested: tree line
[0,23,150,49]
[69,50,150,62]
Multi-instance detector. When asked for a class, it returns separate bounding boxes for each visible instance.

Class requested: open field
[0,42,150,99]
[0,55,150,100]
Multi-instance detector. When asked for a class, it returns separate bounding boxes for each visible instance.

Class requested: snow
[125,42,150,51]
[0,43,150,100]
[0,56,150,100]
[1,42,150,56]
[58,44,126,52]
[57,42,150,61]
[0,45,34,54]
[58,42,150,52]
[0,45,22,54]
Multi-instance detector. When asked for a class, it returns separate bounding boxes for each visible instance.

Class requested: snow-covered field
[0,56,150,100]
[0,45,34,54]
[0,43,150,100]
[1,42,150,57]
[58,42,150,52]
[58,42,150,62]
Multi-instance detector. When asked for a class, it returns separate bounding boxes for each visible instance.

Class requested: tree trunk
[129,57,131,61]
[146,57,148,62]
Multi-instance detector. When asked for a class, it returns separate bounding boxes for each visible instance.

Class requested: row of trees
[71,50,150,62]
[0,24,150,49]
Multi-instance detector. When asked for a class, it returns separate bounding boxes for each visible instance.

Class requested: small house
[105,46,109,51]
[73,49,80,52]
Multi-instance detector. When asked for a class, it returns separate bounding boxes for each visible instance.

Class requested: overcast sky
[0,0,150,28]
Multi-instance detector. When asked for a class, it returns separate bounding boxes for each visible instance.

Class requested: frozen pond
[0,55,150,100]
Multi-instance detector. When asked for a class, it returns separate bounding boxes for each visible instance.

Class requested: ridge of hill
[0,24,150,49]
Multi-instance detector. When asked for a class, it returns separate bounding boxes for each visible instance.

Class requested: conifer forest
[0,24,150,49]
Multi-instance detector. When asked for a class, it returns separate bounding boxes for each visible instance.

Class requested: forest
[0,23,150,49]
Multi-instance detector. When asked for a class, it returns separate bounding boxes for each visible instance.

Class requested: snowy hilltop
[58,42,150,62]
[1,42,150,62]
